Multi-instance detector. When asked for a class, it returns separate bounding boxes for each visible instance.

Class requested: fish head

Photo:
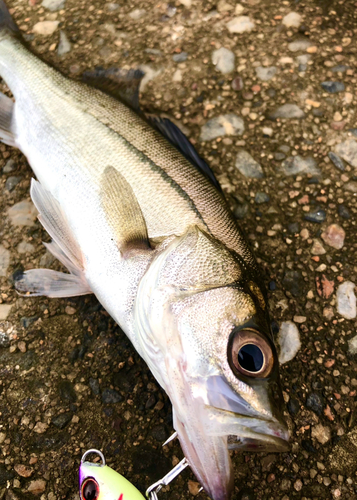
[135,227,289,500]
[79,451,145,500]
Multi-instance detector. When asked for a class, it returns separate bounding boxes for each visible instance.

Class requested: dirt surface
[1,0,357,499]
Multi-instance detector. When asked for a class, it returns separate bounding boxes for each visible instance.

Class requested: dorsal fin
[147,116,222,192]
[82,67,144,112]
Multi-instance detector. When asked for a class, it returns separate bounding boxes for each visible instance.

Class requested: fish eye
[81,478,99,500]
[228,329,274,378]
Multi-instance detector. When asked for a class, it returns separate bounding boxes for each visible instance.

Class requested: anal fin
[15,179,92,298]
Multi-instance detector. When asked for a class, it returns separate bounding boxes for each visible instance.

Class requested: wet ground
[1,0,357,499]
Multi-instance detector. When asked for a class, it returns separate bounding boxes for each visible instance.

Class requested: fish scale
[0,3,289,499]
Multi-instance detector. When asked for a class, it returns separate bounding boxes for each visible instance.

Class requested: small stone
[280,478,291,491]
[173,52,187,62]
[106,3,119,11]
[293,315,306,323]
[178,0,191,6]
[255,192,270,204]
[321,81,345,93]
[283,12,302,28]
[262,127,273,137]
[89,377,100,396]
[235,151,264,178]
[283,270,304,296]
[274,152,286,161]
[281,156,320,176]
[311,239,326,255]
[311,424,331,444]
[150,424,167,442]
[138,65,162,93]
[3,158,16,173]
[321,224,345,249]
[188,480,201,495]
[27,479,46,495]
[333,111,343,122]
[304,208,326,223]
[331,120,346,131]
[278,321,301,364]
[5,176,21,192]
[200,114,244,141]
[212,47,235,74]
[337,206,349,222]
[0,245,10,277]
[227,16,254,34]
[0,304,12,320]
[231,76,244,91]
[306,393,323,415]
[57,30,71,56]
[348,335,357,355]
[316,275,334,299]
[328,152,345,171]
[255,66,277,81]
[33,20,59,35]
[128,8,146,20]
[287,398,300,415]
[65,306,76,315]
[17,240,35,254]
[101,388,123,404]
[33,422,48,434]
[42,0,65,10]
[234,4,244,15]
[335,139,357,168]
[268,104,305,120]
[217,0,234,12]
[51,412,73,429]
[288,40,313,52]
[172,69,182,82]
[294,479,303,491]
[7,200,37,226]
[14,464,33,478]
[336,281,356,319]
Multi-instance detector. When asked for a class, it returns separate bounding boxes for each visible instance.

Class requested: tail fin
[0,0,21,37]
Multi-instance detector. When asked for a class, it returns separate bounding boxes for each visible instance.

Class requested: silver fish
[0,2,289,499]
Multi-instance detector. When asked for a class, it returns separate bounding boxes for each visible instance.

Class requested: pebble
[316,275,334,299]
[311,424,331,444]
[17,240,35,254]
[304,208,326,223]
[281,155,320,176]
[306,393,323,415]
[128,8,146,20]
[7,200,37,226]
[27,479,46,495]
[173,52,187,62]
[212,47,235,74]
[188,480,201,496]
[348,335,357,355]
[0,244,10,277]
[274,152,285,161]
[89,377,100,396]
[0,304,12,320]
[282,12,302,28]
[288,40,313,52]
[200,114,244,141]
[311,239,326,255]
[57,30,71,56]
[172,69,182,82]
[287,398,300,415]
[278,321,301,364]
[59,380,77,403]
[33,20,59,36]
[106,3,119,11]
[101,388,123,404]
[51,412,73,429]
[336,281,356,319]
[14,464,33,478]
[321,224,345,249]
[34,422,48,434]
[138,65,162,92]
[3,158,16,173]
[227,16,254,34]
[268,104,305,120]
[231,75,244,91]
[328,152,345,171]
[255,66,277,81]
[334,139,357,168]
[321,81,345,93]
[41,0,65,11]
[262,126,273,137]
[338,204,350,219]
[5,176,21,192]
[255,192,270,204]
[280,479,291,491]
[235,150,264,178]
[283,270,304,296]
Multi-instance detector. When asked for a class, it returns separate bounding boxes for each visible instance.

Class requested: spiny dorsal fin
[147,116,222,192]
[100,166,150,256]
[82,67,144,112]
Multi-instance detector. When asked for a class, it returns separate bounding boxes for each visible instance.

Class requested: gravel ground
[1,0,357,499]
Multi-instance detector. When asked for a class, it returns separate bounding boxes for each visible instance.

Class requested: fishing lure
[79,449,189,500]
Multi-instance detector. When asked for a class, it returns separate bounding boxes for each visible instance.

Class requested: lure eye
[81,478,99,500]
[229,329,273,378]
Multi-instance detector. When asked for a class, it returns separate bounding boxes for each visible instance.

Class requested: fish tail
[0,0,21,39]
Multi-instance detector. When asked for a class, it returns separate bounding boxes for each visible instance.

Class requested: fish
[0,2,289,499]
[79,449,145,500]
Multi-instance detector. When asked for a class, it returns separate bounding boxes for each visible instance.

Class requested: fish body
[0,3,289,499]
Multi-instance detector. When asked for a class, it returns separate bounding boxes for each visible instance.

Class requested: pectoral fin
[15,268,91,298]
[100,166,150,257]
